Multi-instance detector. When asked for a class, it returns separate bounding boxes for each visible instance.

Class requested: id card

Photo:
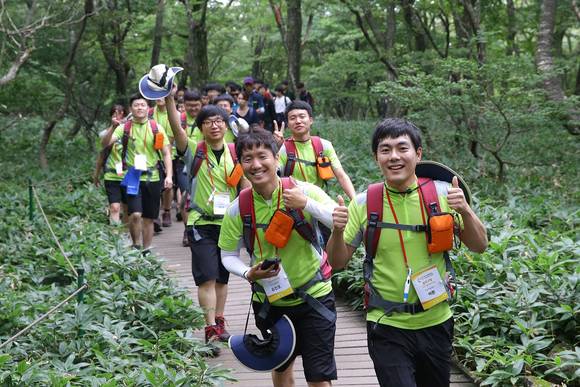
[115,162,123,176]
[260,264,294,303]
[134,154,148,171]
[213,192,231,215]
[411,265,448,310]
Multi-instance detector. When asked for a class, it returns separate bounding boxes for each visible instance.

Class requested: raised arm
[164,90,188,153]
[326,195,356,269]
[448,176,488,253]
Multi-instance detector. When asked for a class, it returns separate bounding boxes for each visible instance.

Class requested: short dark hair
[183,90,201,102]
[275,85,284,93]
[204,82,225,93]
[195,105,229,129]
[285,100,312,118]
[229,83,242,92]
[213,94,234,108]
[236,129,278,158]
[371,118,422,154]
[240,91,251,101]
[296,82,305,89]
[129,93,147,106]
[109,104,125,116]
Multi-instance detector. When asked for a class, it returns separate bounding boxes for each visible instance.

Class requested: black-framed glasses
[202,118,225,126]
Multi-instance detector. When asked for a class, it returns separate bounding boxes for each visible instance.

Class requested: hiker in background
[273,85,291,128]
[165,88,249,348]
[277,101,356,244]
[235,91,260,127]
[100,93,173,253]
[296,82,314,111]
[243,77,265,115]
[258,82,276,132]
[327,118,488,387]
[214,93,248,141]
[219,130,339,386]
[93,104,128,226]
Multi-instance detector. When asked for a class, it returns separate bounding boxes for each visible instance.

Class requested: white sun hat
[139,64,183,100]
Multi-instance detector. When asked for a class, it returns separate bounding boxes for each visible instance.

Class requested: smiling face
[185,99,202,117]
[240,144,279,188]
[200,115,226,143]
[287,108,313,139]
[130,98,149,121]
[374,135,422,191]
[216,100,232,115]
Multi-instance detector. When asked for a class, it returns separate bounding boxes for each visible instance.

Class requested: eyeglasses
[202,118,225,126]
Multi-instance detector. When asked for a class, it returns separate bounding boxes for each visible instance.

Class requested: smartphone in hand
[260,258,281,270]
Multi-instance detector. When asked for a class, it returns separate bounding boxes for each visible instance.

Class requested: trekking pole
[28,178,34,221]
[77,267,86,337]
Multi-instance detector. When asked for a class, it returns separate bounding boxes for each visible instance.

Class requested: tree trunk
[286,0,302,93]
[39,0,92,169]
[400,0,426,52]
[184,0,209,89]
[506,0,519,56]
[536,0,579,134]
[386,1,396,53]
[150,0,165,68]
[252,33,266,79]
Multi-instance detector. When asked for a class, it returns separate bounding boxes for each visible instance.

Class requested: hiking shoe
[162,211,172,227]
[215,316,231,342]
[203,325,221,357]
[154,218,162,233]
[176,211,182,221]
[182,229,190,247]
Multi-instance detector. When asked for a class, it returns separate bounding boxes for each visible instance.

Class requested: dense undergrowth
[0,118,232,385]
[321,120,579,386]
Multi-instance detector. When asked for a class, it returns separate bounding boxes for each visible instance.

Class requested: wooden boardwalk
[151,219,475,386]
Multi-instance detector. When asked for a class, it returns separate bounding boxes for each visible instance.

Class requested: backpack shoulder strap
[121,120,132,170]
[227,142,238,164]
[283,139,297,176]
[190,141,207,178]
[280,177,320,250]
[148,107,154,119]
[149,119,158,134]
[310,136,324,156]
[239,187,255,258]
[364,182,384,260]
[417,177,440,216]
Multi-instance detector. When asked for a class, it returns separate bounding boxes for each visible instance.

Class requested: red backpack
[121,119,162,171]
[282,136,333,180]
[363,178,457,314]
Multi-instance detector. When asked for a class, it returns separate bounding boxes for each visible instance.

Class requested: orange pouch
[154,132,164,150]
[316,156,334,180]
[427,213,454,254]
[264,210,295,249]
[226,163,243,187]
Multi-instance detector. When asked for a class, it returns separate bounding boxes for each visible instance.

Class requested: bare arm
[162,144,173,189]
[333,165,356,200]
[164,93,188,153]
[325,195,357,269]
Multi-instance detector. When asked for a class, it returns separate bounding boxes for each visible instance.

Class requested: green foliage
[0,122,232,386]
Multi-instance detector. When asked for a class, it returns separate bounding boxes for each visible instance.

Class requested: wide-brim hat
[416,160,472,205]
[228,315,296,372]
[139,64,183,100]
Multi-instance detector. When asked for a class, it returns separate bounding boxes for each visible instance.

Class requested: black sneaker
[154,218,162,233]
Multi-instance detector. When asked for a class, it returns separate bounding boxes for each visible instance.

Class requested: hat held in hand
[139,64,183,100]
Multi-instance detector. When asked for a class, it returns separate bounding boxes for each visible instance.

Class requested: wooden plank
[151,212,475,387]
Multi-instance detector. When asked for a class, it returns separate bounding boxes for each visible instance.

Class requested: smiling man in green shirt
[101,93,173,252]
[219,130,339,386]
[327,118,488,387]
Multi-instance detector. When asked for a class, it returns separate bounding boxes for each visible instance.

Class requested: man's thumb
[337,195,345,206]
[452,176,459,188]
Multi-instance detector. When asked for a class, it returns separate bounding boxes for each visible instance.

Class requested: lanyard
[129,121,149,151]
[253,181,282,260]
[292,141,308,181]
[384,185,428,269]
[204,146,229,193]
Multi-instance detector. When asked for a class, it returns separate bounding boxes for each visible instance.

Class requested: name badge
[134,154,148,171]
[260,264,294,303]
[115,162,123,176]
[213,192,231,215]
[411,265,448,310]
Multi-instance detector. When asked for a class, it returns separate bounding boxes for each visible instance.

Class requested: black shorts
[104,180,127,205]
[123,180,162,219]
[188,224,230,286]
[367,318,454,387]
[252,292,337,382]
[173,158,189,193]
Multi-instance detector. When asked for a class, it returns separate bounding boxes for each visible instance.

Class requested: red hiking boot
[215,316,231,342]
[204,325,221,357]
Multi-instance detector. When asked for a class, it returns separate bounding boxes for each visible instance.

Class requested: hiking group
[93,64,488,387]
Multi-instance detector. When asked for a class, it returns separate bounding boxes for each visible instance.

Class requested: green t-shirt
[103,139,124,182]
[112,120,170,182]
[183,143,239,227]
[344,180,461,330]
[218,180,335,307]
[278,137,342,188]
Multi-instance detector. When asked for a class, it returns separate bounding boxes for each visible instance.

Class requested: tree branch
[0,47,31,86]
